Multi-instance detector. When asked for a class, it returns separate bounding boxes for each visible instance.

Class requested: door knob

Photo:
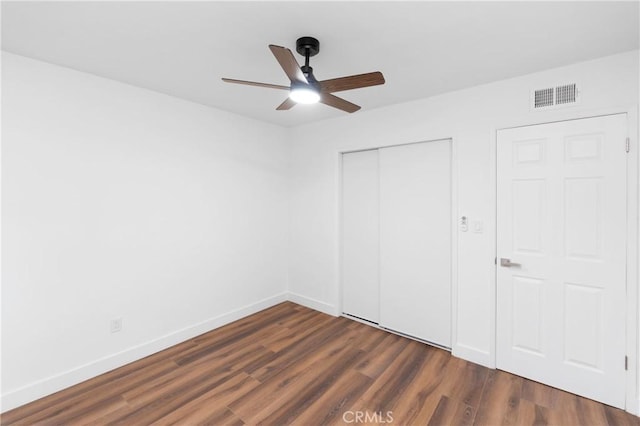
[500,258,521,267]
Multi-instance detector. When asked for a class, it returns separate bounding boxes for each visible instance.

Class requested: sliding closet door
[341,150,380,323]
[379,140,451,347]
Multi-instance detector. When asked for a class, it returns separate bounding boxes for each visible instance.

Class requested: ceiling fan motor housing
[296,36,320,57]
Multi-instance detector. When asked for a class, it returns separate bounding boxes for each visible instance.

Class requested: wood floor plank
[4,359,180,425]
[150,372,260,425]
[28,394,129,426]
[452,400,476,426]
[350,340,432,415]
[250,347,365,425]
[123,344,272,408]
[515,399,550,426]
[381,345,452,425]
[174,322,281,367]
[275,308,321,330]
[186,303,297,349]
[428,395,457,426]
[262,312,330,353]
[603,404,640,426]
[246,318,351,382]
[87,402,134,425]
[427,395,475,426]
[472,369,523,426]
[228,328,365,423]
[354,332,410,379]
[288,370,372,426]
[574,395,611,426]
[442,357,488,409]
[3,302,636,426]
[194,407,245,426]
[353,325,389,353]
[521,379,557,410]
[112,371,239,424]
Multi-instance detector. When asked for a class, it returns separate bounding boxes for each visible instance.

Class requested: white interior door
[342,150,380,323]
[496,114,628,408]
[379,140,452,347]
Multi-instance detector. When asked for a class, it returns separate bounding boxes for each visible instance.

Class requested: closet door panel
[341,150,380,323]
[379,140,451,347]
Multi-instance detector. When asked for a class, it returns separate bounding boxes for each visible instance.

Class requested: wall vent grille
[531,83,579,110]
[534,88,555,108]
[555,83,577,105]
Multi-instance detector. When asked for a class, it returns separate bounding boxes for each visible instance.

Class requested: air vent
[555,83,577,105]
[534,88,554,108]
[531,83,579,110]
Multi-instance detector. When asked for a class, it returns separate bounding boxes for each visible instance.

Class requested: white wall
[2,49,639,413]
[288,50,639,369]
[1,52,290,410]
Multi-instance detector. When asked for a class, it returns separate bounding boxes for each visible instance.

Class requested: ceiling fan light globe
[289,87,320,104]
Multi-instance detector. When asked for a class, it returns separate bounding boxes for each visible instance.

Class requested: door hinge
[625,356,628,370]
[626,137,630,153]
[494,257,497,265]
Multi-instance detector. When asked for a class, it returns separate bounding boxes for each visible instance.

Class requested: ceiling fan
[222,36,385,113]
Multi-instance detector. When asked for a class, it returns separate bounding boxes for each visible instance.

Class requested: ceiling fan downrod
[296,36,320,84]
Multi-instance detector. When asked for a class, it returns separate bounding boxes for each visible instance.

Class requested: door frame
[337,138,459,350]
[491,106,639,414]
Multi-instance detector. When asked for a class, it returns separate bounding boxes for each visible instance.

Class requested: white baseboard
[286,292,339,316]
[452,342,494,369]
[0,292,288,412]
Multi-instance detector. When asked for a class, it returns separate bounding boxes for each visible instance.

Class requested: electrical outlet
[110,318,123,333]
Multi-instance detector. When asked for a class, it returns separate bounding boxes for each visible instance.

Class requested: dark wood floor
[2,302,638,425]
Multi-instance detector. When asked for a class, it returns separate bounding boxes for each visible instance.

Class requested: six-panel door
[496,114,627,408]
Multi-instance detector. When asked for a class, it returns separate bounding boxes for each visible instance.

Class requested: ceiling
[2,1,638,127]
